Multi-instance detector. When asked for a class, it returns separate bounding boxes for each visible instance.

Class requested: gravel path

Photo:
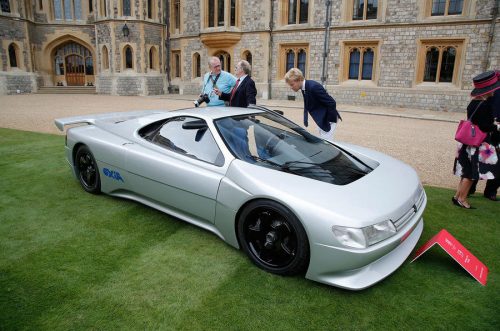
[0,94,468,190]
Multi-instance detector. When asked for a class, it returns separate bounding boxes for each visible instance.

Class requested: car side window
[153,116,224,166]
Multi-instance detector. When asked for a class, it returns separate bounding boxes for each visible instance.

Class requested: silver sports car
[55,106,425,290]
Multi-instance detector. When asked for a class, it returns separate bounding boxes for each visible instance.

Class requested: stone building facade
[172,0,500,112]
[0,0,166,95]
[1,0,499,112]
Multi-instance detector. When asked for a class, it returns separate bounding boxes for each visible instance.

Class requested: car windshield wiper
[281,160,334,178]
[250,156,330,178]
[282,160,319,168]
[248,155,305,175]
[249,155,282,168]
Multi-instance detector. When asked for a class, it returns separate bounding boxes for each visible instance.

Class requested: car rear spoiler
[54,110,166,131]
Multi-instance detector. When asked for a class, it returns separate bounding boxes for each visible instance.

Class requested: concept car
[55,106,425,290]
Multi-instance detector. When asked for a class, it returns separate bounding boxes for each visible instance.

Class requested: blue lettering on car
[103,168,124,182]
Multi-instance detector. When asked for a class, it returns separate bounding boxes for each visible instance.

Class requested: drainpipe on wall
[165,0,172,93]
[321,0,332,87]
[484,0,499,70]
[267,0,274,100]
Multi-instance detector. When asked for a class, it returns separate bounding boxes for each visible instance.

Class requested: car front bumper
[305,217,424,290]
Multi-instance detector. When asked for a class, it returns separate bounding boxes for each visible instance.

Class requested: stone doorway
[53,42,94,86]
[65,54,85,86]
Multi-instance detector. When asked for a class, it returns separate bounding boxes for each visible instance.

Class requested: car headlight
[332,220,397,249]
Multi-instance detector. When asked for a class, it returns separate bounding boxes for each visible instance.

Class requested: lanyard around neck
[208,73,220,86]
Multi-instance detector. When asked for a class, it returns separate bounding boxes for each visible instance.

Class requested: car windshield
[214,111,373,185]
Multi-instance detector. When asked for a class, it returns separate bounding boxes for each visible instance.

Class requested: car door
[124,116,226,223]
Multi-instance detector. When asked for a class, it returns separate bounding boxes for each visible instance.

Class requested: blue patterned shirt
[201,70,237,107]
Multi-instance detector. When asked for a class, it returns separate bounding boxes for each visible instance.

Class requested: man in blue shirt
[198,56,236,107]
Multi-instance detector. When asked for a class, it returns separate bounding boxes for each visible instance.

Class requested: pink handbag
[454,101,487,147]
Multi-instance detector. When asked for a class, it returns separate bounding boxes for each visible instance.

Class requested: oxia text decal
[103,168,124,182]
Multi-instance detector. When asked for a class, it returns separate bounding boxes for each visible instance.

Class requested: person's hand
[213,88,221,96]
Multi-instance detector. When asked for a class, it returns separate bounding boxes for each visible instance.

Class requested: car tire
[75,145,101,194]
[237,200,309,276]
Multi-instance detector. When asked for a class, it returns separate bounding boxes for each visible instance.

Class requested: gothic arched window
[102,45,109,70]
[124,46,133,69]
[1,0,11,12]
[8,43,18,68]
[193,53,201,78]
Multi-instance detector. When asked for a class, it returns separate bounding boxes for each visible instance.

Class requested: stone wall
[170,0,498,112]
[489,23,500,68]
[96,75,114,94]
[96,74,166,95]
[182,0,200,35]
[384,0,418,23]
[0,16,28,71]
[0,0,498,105]
[241,1,269,31]
[116,76,142,95]
[271,82,470,112]
[0,71,37,94]
[233,33,268,82]
[146,76,165,95]
[144,24,163,45]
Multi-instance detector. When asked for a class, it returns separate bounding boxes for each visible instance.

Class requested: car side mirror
[182,120,208,130]
[195,128,208,142]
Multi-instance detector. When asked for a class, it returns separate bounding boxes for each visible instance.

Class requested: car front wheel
[237,200,309,276]
[75,145,101,194]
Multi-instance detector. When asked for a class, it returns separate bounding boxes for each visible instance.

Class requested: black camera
[194,94,210,107]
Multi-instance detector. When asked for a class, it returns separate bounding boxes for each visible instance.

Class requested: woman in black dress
[453,70,500,209]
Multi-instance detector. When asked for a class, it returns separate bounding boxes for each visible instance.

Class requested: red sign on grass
[411,229,488,286]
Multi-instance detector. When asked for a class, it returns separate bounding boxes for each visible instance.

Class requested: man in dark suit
[285,68,341,141]
[213,60,257,160]
[214,60,257,107]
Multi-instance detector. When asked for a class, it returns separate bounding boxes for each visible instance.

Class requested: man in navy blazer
[215,60,257,108]
[285,68,341,141]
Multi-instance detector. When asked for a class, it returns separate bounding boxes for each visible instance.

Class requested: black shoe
[452,197,460,206]
[456,199,476,209]
[484,195,499,201]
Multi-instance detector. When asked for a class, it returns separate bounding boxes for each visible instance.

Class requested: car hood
[225,143,423,228]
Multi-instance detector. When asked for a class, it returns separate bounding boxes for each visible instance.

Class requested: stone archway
[53,41,93,86]
[43,35,96,87]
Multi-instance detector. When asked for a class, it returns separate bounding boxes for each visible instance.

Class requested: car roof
[90,107,274,136]
[167,106,265,120]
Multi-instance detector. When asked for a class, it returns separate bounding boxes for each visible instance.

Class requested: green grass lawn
[0,128,498,330]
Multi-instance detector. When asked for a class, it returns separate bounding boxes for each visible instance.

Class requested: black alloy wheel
[75,145,101,194]
[238,200,309,276]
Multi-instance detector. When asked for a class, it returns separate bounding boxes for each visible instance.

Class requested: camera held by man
[194,93,210,107]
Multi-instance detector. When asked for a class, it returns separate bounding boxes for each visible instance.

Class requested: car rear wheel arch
[72,142,85,165]
[74,144,101,194]
[236,198,310,276]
